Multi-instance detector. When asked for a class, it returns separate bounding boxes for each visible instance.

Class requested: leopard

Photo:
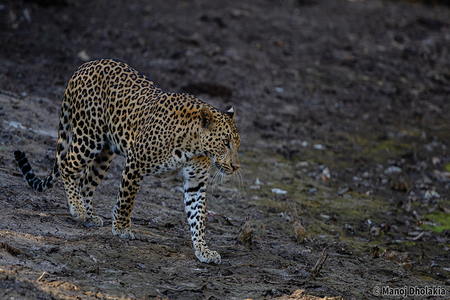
[13,58,241,264]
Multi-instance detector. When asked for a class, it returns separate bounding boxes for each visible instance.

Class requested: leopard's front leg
[182,155,220,264]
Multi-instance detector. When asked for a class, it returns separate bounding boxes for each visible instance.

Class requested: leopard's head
[199,106,240,177]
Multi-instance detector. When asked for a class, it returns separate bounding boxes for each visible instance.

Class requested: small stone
[432,156,441,166]
[77,50,90,62]
[423,176,433,184]
[384,166,402,174]
[275,87,284,93]
[424,190,440,200]
[271,188,287,195]
[308,188,317,194]
[298,161,309,167]
[322,167,330,181]
[313,144,325,150]
[338,187,350,195]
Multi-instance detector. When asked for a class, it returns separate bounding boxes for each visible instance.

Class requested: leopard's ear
[225,107,235,120]
[200,107,214,129]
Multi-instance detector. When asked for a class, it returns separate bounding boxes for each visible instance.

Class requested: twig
[408,231,425,241]
[419,244,426,259]
[0,167,23,177]
[0,167,46,177]
[37,271,46,282]
[219,252,247,257]
[309,248,328,280]
[438,205,450,214]
[217,214,235,226]
[235,263,261,268]
[222,276,239,283]
[50,213,72,216]
[0,242,23,256]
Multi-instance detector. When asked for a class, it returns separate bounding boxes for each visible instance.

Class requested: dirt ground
[1,0,450,299]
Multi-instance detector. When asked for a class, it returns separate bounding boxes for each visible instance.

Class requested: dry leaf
[237,216,253,245]
[390,177,410,192]
[372,245,380,259]
[399,262,412,269]
[382,249,409,263]
[290,205,312,243]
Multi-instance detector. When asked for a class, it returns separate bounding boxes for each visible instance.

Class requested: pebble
[322,167,331,180]
[424,190,440,200]
[298,161,309,167]
[384,166,402,174]
[271,188,287,195]
[313,144,325,150]
[338,187,349,195]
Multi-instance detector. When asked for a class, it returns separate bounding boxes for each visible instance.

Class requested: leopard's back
[66,59,163,155]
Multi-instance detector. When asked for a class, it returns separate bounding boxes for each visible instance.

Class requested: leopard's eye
[223,139,230,147]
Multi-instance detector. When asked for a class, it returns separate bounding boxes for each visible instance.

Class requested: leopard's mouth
[214,164,234,177]
[210,159,238,178]
[209,163,242,188]
[221,166,234,177]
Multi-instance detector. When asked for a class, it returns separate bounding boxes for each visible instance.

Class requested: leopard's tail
[13,91,72,192]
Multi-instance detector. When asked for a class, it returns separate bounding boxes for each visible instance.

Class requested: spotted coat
[14,59,240,264]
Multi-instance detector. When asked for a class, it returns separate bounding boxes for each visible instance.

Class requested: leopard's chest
[141,147,196,176]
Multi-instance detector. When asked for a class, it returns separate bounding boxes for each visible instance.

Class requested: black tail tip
[13,150,25,160]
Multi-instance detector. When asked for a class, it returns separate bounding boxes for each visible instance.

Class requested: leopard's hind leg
[60,136,102,222]
[79,143,115,227]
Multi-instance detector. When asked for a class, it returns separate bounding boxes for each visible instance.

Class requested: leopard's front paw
[112,224,135,239]
[84,215,104,227]
[69,205,86,223]
[195,246,221,264]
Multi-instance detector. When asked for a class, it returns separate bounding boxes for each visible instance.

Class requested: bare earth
[1,0,450,299]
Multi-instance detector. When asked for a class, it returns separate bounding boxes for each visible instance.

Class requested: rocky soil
[1,0,450,299]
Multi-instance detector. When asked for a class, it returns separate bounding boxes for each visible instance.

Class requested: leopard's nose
[231,164,240,172]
